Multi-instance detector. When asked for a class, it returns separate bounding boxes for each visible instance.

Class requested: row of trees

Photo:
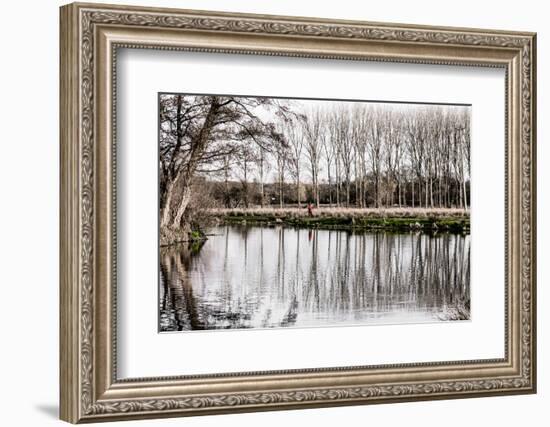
[218,102,470,211]
[159,94,470,236]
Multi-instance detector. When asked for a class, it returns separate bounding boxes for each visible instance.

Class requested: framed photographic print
[59,2,537,423]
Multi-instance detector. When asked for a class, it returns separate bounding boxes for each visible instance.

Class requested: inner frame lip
[108,42,511,385]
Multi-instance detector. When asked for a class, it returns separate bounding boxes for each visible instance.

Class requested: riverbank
[160,227,208,247]
[210,207,470,233]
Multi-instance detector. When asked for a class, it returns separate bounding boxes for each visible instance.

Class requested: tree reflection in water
[159,225,470,332]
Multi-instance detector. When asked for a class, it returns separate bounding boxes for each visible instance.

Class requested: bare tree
[322,125,336,206]
[159,94,289,238]
[449,109,470,209]
[391,112,406,207]
[334,107,354,206]
[256,147,268,207]
[459,109,471,209]
[404,107,428,208]
[234,145,258,208]
[327,111,342,207]
[366,106,385,208]
[351,104,369,207]
[273,127,289,208]
[285,119,305,208]
[303,107,324,207]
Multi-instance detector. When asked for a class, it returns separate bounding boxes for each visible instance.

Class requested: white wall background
[0,0,545,426]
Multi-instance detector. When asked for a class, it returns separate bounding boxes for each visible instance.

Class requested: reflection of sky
[161,225,470,331]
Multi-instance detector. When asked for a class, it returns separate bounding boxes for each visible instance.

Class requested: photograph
[158,94,471,332]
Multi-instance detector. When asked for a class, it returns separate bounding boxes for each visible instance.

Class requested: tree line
[159,94,470,234]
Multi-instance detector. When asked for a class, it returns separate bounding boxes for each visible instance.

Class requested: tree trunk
[243,159,249,209]
[355,157,361,207]
[362,172,367,208]
[438,175,442,208]
[296,171,301,208]
[279,171,284,209]
[375,174,379,208]
[456,181,464,206]
[315,170,320,208]
[160,178,176,227]
[335,158,340,207]
[424,177,428,209]
[259,151,265,208]
[430,175,434,209]
[167,98,220,231]
[224,155,230,208]
[387,175,391,207]
[172,185,192,229]
[396,175,401,207]
[327,169,332,207]
[463,178,468,210]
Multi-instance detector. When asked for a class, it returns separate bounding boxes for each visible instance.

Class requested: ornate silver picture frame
[60,2,536,423]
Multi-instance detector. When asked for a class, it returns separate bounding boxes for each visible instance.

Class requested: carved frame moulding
[60,2,536,423]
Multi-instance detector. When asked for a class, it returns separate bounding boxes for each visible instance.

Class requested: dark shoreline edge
[217,214,470,234]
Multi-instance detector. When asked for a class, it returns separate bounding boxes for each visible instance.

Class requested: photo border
[155,90,473,334]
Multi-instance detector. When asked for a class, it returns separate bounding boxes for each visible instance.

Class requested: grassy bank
[210,207,470,233]
[160,226,208,247]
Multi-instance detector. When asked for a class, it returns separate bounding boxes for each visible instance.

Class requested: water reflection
[159,225,470,332]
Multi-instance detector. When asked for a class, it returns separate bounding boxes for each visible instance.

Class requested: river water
[159,225,470,332]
